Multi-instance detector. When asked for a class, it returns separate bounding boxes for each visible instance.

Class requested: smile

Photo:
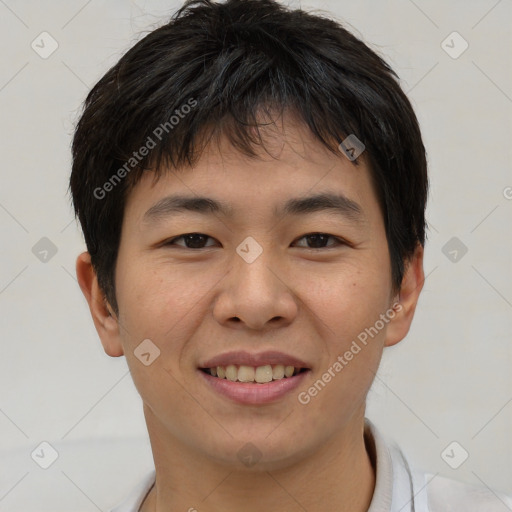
[200,364,308,383]
[198,366,311,405]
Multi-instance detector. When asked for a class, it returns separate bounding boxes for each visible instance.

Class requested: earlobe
[75,251,124,357]
[384,243,425,348]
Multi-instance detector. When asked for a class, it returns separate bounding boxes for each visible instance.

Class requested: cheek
[301,279,389,421]
[114,262,196,415]
[302,255,391,387]
[303,252,390,326]
[116,259,222,352]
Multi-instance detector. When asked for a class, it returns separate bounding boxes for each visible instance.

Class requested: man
[70,0,512,510]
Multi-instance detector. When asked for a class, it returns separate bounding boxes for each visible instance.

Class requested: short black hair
[69,0,428,317]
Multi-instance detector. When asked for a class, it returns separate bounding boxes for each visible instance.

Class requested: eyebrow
[142,192,364,225]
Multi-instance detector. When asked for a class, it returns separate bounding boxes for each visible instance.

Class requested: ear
[384,243,425,348]
[75,251,124,357]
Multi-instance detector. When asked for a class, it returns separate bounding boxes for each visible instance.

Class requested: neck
[141,407,376,512]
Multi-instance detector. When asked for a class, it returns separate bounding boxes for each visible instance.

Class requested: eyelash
[163,232,348,250]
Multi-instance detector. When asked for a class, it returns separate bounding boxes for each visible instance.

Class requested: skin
[76,112,424,512]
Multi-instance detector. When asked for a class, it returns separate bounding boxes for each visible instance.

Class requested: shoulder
[425,472,512,512]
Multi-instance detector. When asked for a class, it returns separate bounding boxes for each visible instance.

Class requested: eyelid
[292,233,348,248]
[164,233,218,248]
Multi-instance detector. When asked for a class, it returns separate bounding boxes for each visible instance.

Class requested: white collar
[365,418,430,512]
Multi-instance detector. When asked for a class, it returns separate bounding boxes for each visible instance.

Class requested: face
[78,114,423,471]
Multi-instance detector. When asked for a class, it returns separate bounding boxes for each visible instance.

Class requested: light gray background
[0,0,511,510]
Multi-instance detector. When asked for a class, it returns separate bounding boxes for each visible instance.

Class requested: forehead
[122,116,380,229]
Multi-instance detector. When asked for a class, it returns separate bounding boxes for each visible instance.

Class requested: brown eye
[293,233,345,249]
[166,233,217,249]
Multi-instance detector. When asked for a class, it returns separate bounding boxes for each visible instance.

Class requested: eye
[165,233,217,249]
[293,233,346,249]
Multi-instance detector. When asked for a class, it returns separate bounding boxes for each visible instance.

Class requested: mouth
[199,364,310,384]
[198,365,311,405]
[198,350,312,404]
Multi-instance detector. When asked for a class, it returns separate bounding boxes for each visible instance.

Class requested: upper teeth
[207,364,299,383]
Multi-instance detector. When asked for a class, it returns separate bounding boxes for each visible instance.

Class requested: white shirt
[111,418,512,511]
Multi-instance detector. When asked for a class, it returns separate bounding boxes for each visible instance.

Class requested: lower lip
[198,369,310,405]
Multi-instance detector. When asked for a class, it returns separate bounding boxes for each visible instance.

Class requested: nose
[212,243,298,331]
